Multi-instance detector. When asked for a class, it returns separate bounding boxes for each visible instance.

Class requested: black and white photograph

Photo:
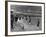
[7,1,45,35]
[11,5,42,32]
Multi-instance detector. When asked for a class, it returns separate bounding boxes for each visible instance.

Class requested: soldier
[37,19,40,27]
[11,11,14,29]
[29,16,31,23]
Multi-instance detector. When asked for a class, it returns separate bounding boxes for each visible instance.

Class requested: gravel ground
[11,19,41,32]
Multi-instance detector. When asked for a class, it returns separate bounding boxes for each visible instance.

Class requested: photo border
[5,1,45,36]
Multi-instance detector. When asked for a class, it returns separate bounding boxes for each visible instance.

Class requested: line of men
[11,11,40,30]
